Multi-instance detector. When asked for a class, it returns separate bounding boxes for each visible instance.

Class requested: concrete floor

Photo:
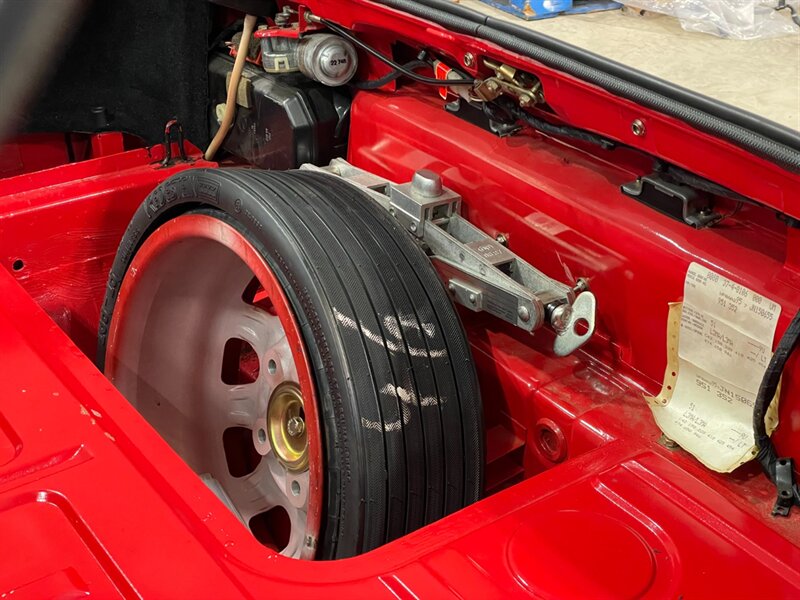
[460,0,800,132]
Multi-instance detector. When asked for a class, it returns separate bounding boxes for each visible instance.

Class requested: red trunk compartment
[0,98,798,597]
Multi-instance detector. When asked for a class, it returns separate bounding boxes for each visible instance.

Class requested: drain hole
[249,506,291,552]
[11,259,24,272]
[221,338,259,385]
[535,418,567,463]
[223,427,262,477]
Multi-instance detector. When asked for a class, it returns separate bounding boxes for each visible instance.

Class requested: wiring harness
[754,308,800,516]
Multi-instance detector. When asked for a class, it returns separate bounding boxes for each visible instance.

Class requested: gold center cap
[267,382,308,472]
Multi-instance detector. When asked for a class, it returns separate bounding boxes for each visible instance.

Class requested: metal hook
[161,118,189,167]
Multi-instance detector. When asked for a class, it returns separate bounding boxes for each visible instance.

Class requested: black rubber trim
[375,0,800,171]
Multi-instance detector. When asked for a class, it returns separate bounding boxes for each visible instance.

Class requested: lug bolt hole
[268,359,277,374]
[535,418,567,463]
[291,480,301,496]
[257,428,267,444]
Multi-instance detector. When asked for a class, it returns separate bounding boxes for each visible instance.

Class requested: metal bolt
[468,293,477,304]
[287,416,305,437]
[409,223,418,233]
[658,434,679,450]
[573,278,589,294]
[519,94,533,108]
[447,282,456,294]
[463,52,475,67]
[411,169,443,198]
[550,304,572,333]
[631,119,646,137]
[486,80,499,92]
[518,305,530,323]
[495,233,508,246]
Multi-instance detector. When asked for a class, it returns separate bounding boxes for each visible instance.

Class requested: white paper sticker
[646,263,781,472]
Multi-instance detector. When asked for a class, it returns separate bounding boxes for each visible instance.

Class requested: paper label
[646,263,781,472]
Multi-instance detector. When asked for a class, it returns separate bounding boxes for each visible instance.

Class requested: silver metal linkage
[302,159,596,356]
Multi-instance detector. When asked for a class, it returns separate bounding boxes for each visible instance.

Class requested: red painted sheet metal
[0,146,798,596]
[0,139,215,358]
[304,0,800,219]
[1,273,799,597]
[346,87,800,469]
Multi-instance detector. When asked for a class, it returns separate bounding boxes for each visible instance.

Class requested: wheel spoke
[208,381,264,429]
[282,504,309,558]
[231,303,284,357]
[219,459,280,523]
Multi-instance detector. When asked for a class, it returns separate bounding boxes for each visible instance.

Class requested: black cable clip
[160,118,189,168]
[772,457,798,517]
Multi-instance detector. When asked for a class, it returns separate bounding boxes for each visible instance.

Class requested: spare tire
[98,168,483,559]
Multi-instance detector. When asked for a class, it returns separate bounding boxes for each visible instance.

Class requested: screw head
[468,293,477,304]
[518,305,530,323]
[409,223,418,233]
[658,434,679,449]
[447,282,456,294]
[287,416,305,437]
[463,52,475,67]
[631,119,646,137]
[495,233,508,246]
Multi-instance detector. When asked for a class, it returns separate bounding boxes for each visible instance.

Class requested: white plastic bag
[624,0,800,39]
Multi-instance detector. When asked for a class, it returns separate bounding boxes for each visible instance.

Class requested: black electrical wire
[516,107,616,150]
[492,96,616,150]
[754,307,800,507]
[353,60,430,89]
[318,17,475,87]
[755,308,800,461]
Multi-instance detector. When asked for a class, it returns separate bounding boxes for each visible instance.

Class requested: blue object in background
[478,0,621,21]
